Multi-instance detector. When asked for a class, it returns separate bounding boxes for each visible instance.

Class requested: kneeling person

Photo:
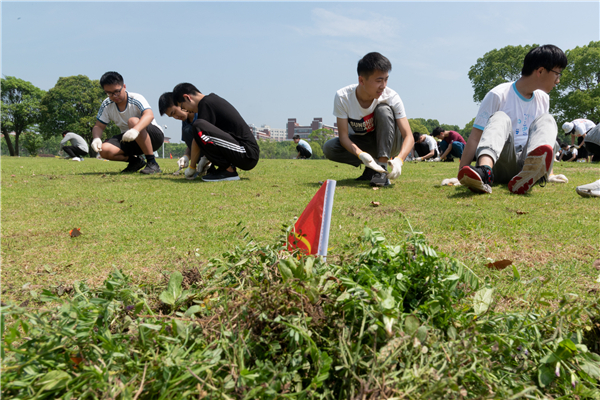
[323,52,414,187]
[172,83,259,182]
[60,131,89,161]
[293,135,312,159]
[91,71,164,174]
[412,132,439,161]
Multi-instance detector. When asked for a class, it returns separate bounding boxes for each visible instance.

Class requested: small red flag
[170,153,173,159]
[288,180,336,256]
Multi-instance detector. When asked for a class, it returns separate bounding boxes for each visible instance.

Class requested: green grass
[1,156,599,305]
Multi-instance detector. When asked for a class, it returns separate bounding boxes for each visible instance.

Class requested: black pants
[63,146,88,158]
[192,119,259,171]
[414,142,438,158]
[297,145,312,159]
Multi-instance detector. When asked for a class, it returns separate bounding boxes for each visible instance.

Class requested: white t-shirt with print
[297,139,312,154]
[423,135,438,153]
[96,92,161,133]
[570,119,596,137]
[333,84,406,135]
[474,82,549,150]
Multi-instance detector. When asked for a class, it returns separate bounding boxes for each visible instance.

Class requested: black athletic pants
[192,119,258,171]
[297,145,312,159]
[63,146,88,158]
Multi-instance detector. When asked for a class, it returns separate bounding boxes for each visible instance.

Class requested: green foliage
[0,76,45,156]
[408,119,430,136]
[258,139,296,159]
[460,118,475,141]
[2,227,598,399]
[20,132,46,157]
[309,141,324,159]
[163,143,188,159]
[552,41,600,123]
[39,75,120,154]
[309,128,335,149]
[468,44,537,103]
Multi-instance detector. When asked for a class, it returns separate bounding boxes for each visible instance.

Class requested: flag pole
[317,179,336,258]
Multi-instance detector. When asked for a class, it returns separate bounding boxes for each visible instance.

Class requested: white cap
[562,122,574,134]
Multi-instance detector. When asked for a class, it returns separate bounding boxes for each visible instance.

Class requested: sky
[2,1,599,142]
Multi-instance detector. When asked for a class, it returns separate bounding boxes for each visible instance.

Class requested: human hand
[387,157,403,179]
[91,138,103,152]
[358,152,386,173]
[414,157,422,162]
[197,156,211,174]
[178,155,190,169]
[121,129,139,142]
[548,174,568,183]
[185,167,198,180]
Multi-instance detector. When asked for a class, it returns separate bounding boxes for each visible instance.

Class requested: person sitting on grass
[557,143,577,162]
[172,83,259,182]
[323,52,414,187]
[412,132,439,161]
[431,127,465,162]
[90,71,164,174]
[59,131,88,162]
[293,135,313,159]
[457,45,568,194]
[575,124,600,198]
[158,92,213,178]
[562,118,596,162]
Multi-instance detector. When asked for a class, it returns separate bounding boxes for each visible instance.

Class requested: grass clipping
[2,227,600,399]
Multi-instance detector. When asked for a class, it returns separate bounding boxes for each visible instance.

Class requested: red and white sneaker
[458,165,493,194]
[508,145,553,195]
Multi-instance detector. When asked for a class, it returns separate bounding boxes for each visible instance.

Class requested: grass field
[1,156,599,304]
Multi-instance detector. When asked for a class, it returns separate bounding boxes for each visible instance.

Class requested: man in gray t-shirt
[60,131,89,161]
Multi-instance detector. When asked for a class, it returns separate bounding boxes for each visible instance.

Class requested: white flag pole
[317,179,336,258]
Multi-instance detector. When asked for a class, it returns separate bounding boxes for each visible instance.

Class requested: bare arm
[134,109,154,132]
[459,127,483,170]
[395,117,414,161]
[189,140,201,168]
[422,149,436,160]
[337,118,362,157]
[92,120,107,139]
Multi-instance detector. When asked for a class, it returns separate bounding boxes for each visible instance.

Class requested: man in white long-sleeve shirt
[60,131,89,161]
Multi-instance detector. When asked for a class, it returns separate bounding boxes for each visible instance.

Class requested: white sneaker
[576,179,600,198]
[71,157,81,162]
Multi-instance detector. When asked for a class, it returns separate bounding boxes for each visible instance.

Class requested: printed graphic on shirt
[348,113,375,135]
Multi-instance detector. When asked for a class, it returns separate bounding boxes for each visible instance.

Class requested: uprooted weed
[2,226,599,399]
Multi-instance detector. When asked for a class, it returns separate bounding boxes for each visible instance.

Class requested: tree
[468,44,537,103]
[309,141,324,159]
[21,131,45,156]
[408,119,429,136]
[39,75,120,154]
[460,118,475,141]
[551,41,600,124]
[1,76,45,156]
[309,128,335,149]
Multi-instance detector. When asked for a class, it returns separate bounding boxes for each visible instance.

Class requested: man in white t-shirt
[91,71,164,174]
[562,118,596,161]
[293,135,313,159]
[576,125,600,197]
[412,132,439,161]
[323,52,414,187]
[458,45,568,194]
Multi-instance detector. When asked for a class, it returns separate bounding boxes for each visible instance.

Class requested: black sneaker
[140,161,162,175]
[370,163,390,187]
[202,168,240,182]
[121,156,146,173]
[355,167,376,181]
[458,165,494,194]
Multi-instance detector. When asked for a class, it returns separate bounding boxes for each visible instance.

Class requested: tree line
[2,41,598,157]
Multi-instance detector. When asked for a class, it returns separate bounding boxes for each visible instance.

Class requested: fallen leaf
[515,211,528,215]
[69,228,81,238]
[117,200,125,203]
[371,201,381,207]
[594,259,600,270]
[11,175,15,177]
[486,259,512,270]
[372,187,379,191]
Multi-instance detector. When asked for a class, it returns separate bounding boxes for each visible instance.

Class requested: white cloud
[310,8,400,44]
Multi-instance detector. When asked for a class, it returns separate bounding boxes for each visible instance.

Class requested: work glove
[178,155,190,169]
[441,177,461,186]
[414,157,422,162]
[548,174,568,183]
[185,167,198,180]
[197,156,211,174]
[358,152,386,173]
[387,157,403,180]
[91,138,103,152]
[121,128,139,142]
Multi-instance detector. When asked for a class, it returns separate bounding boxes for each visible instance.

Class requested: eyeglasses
[549,69,563,77]
[105,87,123,97]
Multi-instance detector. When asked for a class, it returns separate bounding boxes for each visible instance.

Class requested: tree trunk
[3,134,16,156]
[15,133,20,157]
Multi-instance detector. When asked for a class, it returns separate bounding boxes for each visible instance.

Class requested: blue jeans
[439,141,464,158]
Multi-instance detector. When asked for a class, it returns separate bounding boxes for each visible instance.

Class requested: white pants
[476,111,559,183]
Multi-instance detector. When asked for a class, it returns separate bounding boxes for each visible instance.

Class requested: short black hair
[99,71,124,88]
[158,92,175,116]
[413,132,422,142]
[357,52,392,78]
[172,83,202,105]
[521,45,568,76]
[61,130,69,136]
[560,143,569,149]
[292,135,300,140]
[431,127,444,137]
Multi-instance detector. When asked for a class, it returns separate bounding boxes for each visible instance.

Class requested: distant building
[286,118,337,140]
[249,124,286,141]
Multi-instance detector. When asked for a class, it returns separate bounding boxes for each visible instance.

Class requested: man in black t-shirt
[172,83,259,182]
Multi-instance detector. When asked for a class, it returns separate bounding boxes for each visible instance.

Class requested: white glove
[178,155,190,169]
[184,167,198,180]
[548,174,568,183]
[91,138,103,152]
[197,156,210,174]
[121,129,139,142]
[441,178,461,186]
[414,157,422,162]
[358,152,386,173]
[387,157,403,180]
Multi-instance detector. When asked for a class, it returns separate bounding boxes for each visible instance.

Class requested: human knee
[193,119,213,131]
[127,117,140,128]
[322,139,337,159]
